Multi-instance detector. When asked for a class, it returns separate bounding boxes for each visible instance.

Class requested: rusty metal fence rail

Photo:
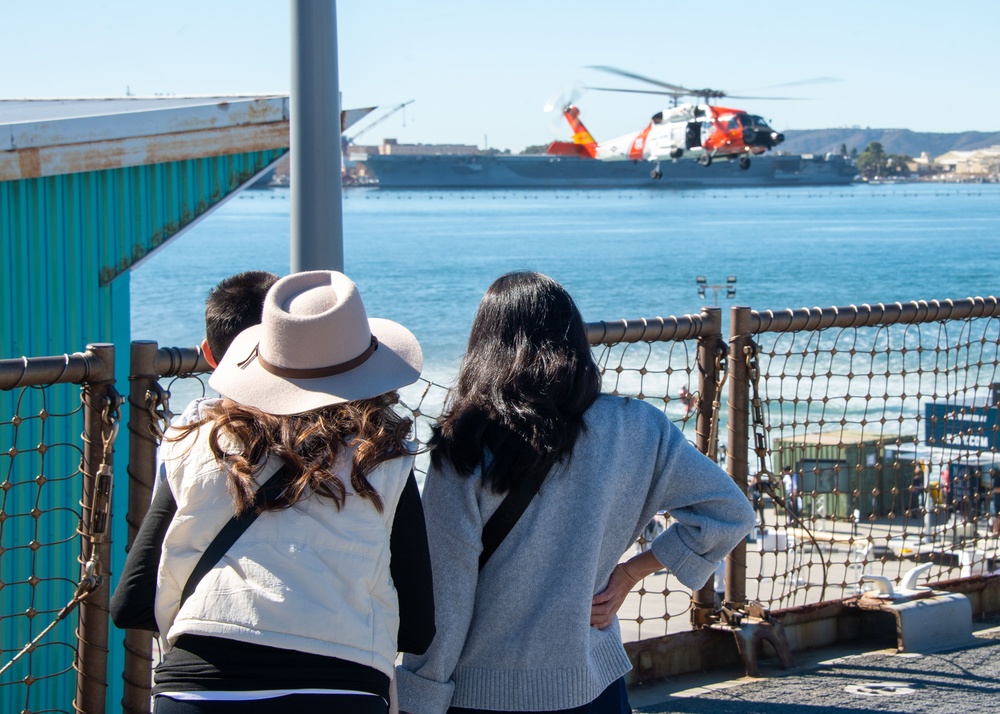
[0,345,120,714]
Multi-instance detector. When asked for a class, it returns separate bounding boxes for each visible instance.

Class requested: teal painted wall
[0,147,287,712]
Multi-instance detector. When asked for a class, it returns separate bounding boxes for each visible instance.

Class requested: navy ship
[355,152,856,189]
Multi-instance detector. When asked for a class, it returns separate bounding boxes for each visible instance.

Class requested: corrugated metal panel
[0,146,287,712]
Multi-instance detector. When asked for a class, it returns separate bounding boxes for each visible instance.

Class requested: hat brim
[208,317,422,415]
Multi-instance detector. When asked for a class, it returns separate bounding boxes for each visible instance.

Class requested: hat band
[237,336,379,379]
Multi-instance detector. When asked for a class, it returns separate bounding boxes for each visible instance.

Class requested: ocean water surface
[131,184,1000,387]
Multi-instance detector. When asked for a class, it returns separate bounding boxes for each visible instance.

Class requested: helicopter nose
[772,132,785,146]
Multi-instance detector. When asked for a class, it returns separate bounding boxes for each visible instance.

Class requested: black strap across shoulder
[179,464,287,609]
[479,474,542,571]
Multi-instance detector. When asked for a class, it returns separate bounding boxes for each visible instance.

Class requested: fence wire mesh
[132,300,1000,658]
[1,384,84,714]
[7,298,1000,711]
[750,309,1000,612]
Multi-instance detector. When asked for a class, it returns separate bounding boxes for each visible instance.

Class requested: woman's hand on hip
[591,548,664,630]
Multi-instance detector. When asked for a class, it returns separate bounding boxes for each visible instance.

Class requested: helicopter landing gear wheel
[739,156,751,170]
[651,168,663,179]
[698,153,712,167]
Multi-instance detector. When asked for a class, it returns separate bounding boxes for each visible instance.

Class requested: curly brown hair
[169,392,413,515]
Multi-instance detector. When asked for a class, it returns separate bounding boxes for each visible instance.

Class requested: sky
[3,1,999,153]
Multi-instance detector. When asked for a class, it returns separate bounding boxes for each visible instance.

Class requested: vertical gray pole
[290,0,344,273]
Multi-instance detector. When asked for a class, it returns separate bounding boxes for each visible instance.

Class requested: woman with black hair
[397,271,755,714]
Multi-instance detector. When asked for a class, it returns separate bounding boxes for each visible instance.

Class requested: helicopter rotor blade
[586,65,695,95]
[543,82,585,113]
[756,76,842,89]
[724,94,810,101]
[586,86,687,99]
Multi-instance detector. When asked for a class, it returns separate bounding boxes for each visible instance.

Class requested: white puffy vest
[154,424,412,677]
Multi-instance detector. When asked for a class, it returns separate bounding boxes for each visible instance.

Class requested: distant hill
[777,129,1000,158]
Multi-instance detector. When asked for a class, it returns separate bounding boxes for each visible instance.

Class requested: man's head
[203,271,280,367]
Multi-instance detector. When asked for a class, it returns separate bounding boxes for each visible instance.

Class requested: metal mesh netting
[1,385,83,714]
[141,305,1000,648]
[750,314,1000,610]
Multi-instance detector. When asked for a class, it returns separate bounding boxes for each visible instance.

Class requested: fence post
[692,307,723,622]
[75,343,116,714]
[121,341,160,713]
[725,306,752,609]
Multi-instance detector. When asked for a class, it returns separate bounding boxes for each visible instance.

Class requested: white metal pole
[290,0,343,273]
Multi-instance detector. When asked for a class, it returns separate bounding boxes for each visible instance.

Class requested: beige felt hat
[208,270,422,415]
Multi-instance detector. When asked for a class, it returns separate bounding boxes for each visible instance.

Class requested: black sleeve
[110,468,177,632]
[390,471,436,655]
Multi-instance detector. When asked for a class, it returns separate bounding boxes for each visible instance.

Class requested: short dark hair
[432,271,601,493]
[205,271,280,360]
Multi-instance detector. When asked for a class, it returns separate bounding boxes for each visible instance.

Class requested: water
[131,184,1000,387]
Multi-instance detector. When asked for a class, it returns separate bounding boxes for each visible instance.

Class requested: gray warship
[355,152,856,189]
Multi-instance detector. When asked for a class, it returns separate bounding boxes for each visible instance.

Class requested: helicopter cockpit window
[727,117,741,130]
[747,115,771,129]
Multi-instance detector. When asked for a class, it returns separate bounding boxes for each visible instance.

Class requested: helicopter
[546,66,792,178]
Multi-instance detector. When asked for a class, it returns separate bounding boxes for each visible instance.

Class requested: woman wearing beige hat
[112,271,434,713]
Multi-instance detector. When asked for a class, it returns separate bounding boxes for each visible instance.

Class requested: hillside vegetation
[778,129,1000,157]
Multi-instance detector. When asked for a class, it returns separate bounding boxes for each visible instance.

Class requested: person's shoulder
[160,420,213,462]
[173,397,221,427]
[584,394,676,442]
[588,393,670,423]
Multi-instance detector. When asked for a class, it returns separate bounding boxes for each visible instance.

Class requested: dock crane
[343,100,415,147]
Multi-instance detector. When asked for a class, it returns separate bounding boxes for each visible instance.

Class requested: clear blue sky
[4,1,998,152]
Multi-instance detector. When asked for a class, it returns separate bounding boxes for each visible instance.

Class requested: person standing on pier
[112,271,434,713]
[781,465,801,520]
[396,271,755,714]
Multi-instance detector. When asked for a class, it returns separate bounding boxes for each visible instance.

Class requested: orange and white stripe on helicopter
[628,122,654,160]
[563,105,598,157]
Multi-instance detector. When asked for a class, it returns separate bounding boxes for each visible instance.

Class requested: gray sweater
[397,394,756,712]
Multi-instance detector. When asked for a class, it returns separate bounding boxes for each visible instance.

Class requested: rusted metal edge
[0,122,289,182]
[0,344,113,390]
[750,296,1000,334]
[586,311,714,346]
[2,97,289,152]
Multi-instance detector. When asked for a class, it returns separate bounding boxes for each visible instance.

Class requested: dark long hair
[169,392,412,515]
[432,271,601,493]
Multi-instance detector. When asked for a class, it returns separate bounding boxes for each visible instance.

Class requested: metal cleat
[708,600,794,677]
[855,563,975,653]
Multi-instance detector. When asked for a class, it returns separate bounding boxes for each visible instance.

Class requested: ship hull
[357,153,856,189]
